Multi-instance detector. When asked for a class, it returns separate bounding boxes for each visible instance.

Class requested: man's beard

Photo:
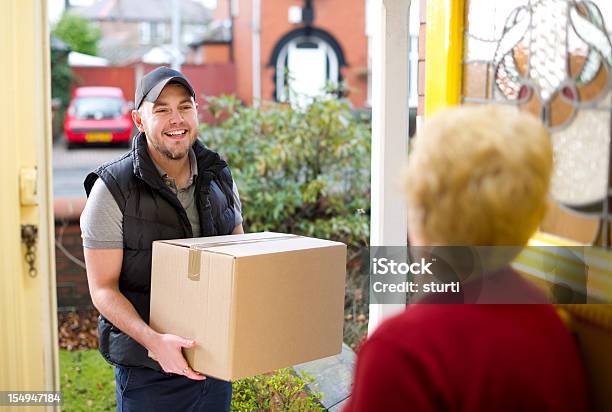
[154,141,189,160]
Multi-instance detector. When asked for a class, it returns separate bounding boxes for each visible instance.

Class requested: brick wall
[55,219,92,312]
[99,20,141,48]
[232,0,254,105]
[202,44,232,64]
[72,66,135,103]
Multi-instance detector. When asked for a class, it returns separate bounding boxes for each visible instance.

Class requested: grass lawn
[60,349,116,411]
[60,349,323,411]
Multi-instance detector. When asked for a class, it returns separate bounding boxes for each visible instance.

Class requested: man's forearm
[92,286,204,378]
[92,287,159,350]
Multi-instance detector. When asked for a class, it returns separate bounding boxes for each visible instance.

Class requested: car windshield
[74,96,123,119]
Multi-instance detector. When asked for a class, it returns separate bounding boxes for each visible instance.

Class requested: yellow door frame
[0,0,59,402]
[424,0,465,115]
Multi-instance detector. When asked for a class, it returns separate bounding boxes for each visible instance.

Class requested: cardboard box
[149,232,347,381]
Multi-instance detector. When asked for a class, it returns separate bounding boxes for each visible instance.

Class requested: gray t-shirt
[81,149,242,249]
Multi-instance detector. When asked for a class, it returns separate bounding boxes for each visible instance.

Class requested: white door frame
[368,0,411,335]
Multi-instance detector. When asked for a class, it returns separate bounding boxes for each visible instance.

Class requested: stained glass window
[462,0,612,246]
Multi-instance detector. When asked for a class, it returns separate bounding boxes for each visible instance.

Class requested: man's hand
[148,334,206,380]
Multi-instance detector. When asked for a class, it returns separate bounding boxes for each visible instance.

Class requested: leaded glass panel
[462,0,612,246]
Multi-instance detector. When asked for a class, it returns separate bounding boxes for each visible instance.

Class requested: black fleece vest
[84,133,236,369]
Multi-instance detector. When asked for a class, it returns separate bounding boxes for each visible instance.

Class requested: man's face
[132,83,198,161]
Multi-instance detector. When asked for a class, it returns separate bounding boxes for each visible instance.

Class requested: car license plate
[85,132,112,142]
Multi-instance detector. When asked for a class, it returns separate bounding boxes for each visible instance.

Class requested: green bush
[51,10,100,124]
[51,48,73,114]
[52,12,102,56]
[200,94,371,247]
[232,368,323,412]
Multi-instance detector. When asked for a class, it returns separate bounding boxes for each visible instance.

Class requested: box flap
[157,232,345,281]
[156,232,294,249]
[207,236,344,258]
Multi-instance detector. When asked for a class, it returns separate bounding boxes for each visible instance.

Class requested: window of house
[139,22,151,45]
[156,23,168,43]
[182,24,205,44]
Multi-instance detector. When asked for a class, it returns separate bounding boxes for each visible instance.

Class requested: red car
[64,86,133,147]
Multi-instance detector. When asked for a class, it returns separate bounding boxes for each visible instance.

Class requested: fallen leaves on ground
[58,309,99,350]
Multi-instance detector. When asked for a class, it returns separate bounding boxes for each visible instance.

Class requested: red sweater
[344,304,589,412]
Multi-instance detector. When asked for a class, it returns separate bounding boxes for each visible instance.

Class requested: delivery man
[81,67,243,411]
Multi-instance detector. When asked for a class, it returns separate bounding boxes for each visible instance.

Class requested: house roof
[141,45,184,64]
[188,19,232,47]
[98,42,154,65]
[72,0,213,24]
[68,51,109,67]
[97,35,189,66]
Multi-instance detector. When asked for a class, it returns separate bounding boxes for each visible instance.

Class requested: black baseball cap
[135,67,196,109]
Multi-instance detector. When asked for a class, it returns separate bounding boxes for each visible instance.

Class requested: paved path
[52,138,128,198]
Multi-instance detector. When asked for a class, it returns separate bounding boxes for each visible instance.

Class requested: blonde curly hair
[405,105,552,246]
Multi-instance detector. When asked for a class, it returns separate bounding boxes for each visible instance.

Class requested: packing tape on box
[186,234,298,280]
[190,234,298,250]
[188,249,201,281]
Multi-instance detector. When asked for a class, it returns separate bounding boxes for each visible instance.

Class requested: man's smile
[164,129,188,139]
